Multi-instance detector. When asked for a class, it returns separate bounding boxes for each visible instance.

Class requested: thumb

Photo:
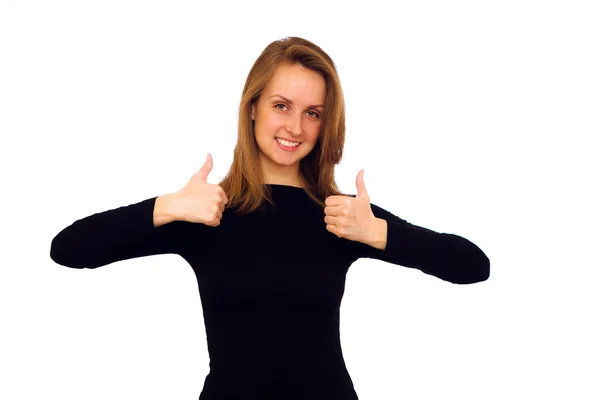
[355,169,369,200]
[195,153,213,182]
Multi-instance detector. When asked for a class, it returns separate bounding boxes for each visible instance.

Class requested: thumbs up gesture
[171,153,229,227]
[323,170,381,244]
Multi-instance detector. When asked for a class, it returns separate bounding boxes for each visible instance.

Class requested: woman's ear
[250,103,255,120]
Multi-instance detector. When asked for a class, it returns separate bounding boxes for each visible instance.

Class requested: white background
[1,0,598,399]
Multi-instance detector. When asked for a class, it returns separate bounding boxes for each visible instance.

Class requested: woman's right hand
[171,153,229,227]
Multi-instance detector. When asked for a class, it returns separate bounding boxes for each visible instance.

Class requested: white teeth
[276,138,300,147]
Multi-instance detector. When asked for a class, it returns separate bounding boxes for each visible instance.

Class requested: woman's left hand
[324,170,379,243]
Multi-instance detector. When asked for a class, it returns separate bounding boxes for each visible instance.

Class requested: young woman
[51,36,490,400]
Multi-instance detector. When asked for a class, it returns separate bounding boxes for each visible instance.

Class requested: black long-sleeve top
[50,184,490,399]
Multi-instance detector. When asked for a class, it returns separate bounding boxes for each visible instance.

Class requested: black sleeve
[353,201,490,284]
[50,196,207,269]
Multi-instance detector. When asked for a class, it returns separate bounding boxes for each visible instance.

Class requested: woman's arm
[354,202,490,284]
[50,196,208,269]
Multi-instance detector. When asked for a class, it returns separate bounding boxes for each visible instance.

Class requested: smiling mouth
[275,138,302,151]
[275,137,302,144]
[275,138,301,146]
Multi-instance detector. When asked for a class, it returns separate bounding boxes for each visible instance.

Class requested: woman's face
[251,62,326,181]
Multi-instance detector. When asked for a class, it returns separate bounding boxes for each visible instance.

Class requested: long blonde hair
[218,36,352,215]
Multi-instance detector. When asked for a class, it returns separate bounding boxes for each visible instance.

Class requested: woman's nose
[287,114,303,135]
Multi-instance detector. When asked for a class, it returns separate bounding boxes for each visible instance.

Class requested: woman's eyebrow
[269,94,324,109]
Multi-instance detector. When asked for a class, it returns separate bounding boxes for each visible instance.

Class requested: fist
[172,153,229,227]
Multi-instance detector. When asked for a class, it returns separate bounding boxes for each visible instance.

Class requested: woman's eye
[275,104,320,118]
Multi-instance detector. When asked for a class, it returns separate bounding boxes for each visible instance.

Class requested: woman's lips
[275,138,300,151]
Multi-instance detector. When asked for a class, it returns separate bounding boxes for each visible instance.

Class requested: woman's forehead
[264,65,326,105]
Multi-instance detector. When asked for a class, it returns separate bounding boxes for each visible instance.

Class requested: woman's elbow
[454,253,490,284]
